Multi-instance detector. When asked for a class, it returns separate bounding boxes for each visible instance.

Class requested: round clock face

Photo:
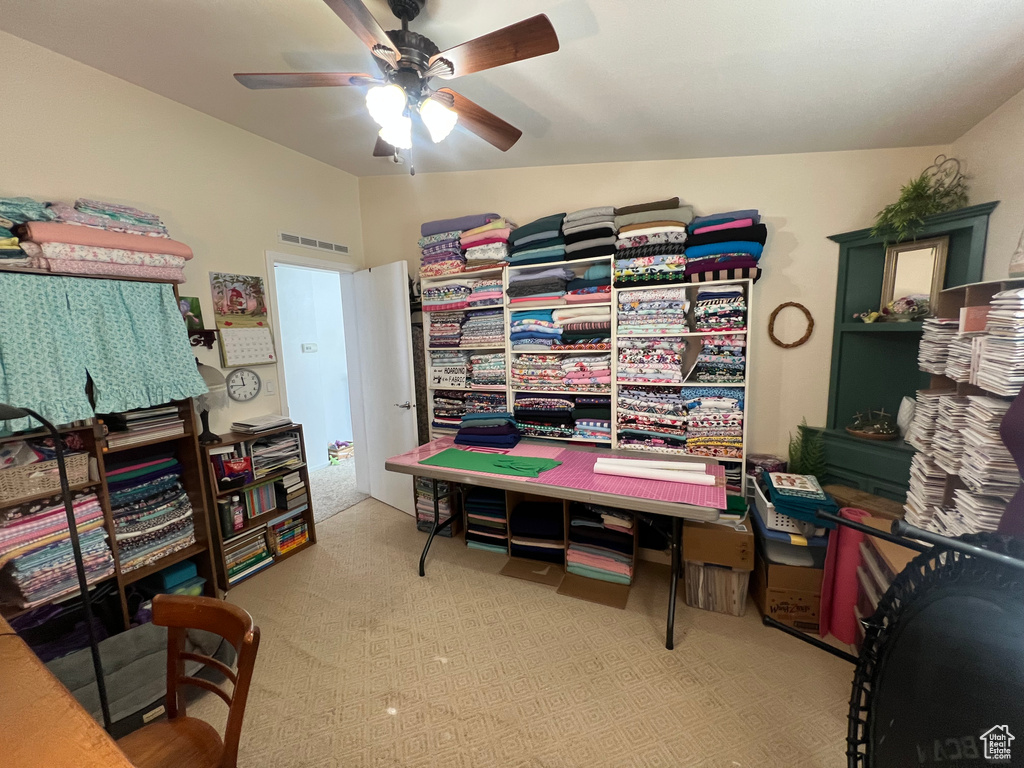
[226,368,261,402]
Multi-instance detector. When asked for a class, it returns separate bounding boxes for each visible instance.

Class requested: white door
[342,261,417,515]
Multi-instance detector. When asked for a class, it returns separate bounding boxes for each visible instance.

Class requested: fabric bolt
[0,197,57,225]
[418,230,463,248]
[685,241,764,259]
[617,221,689,235]
[565,206,614,221]
[614,206,695,229]
[691,217,757,235]
[616,231,688,250]
[421,213,499,238]
[686,224,767,248]
[39,242,188,269]
[21,221,193,258]
[614,197,681,216]
[689,209,760,229]
[508,214,566,246]
[47,202,168,238]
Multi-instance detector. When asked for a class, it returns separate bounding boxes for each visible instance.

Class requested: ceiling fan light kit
[234,0,559,167]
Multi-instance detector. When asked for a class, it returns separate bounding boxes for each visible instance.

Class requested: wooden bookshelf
[198,423,318,591]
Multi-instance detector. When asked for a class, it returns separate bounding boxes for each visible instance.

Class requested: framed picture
[177,296,205,331]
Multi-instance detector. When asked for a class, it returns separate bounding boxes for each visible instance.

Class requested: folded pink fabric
[40,258,186,284]
[22,222,193,259]
[461,229,511,247]
[564,293,610,303]
[690,218,755,235]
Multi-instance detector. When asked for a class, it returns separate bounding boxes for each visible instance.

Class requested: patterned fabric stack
[513,394,575,439]
[512,354,565,390]
[510,310,561,351]
[616,387,688,454]
[465,487,508,554]
[565,262,612,304]
[694,284,747,332]
[685,209,765,283]
[561,354,612,390]
[431,390,466,432]
[566,503,634,584]
[468,353,506,388]
[506,213,565,267]
[617,337,687,384]
[685,389,744,458]
[0,196,57,267]
[617,287,691,335]
[415,477,457,537]
[430,349,468,371]
[460,217,514,271]
[613,196,692,286]
[467,278,503,308]
[422,278,472,311]
[455,412,520,449]
[694,335,746,383]
[428,311,464,347]
[0,491,114,610]
[553,306,612,351]
[562,206,616,261]
[507,266,575,306]
[419,230,465,277]
[465,391,508,414]
[460,308,504,347]
[107,456,196,573]
[572,418,611,442]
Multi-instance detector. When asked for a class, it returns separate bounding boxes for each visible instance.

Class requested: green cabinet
[821,202,997,498]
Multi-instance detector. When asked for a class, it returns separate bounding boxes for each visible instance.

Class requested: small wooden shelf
[214,464,306,497]
[223,505,302,540]
[101,430,192,454]
[1,481,99,508]
[120,541,208,585]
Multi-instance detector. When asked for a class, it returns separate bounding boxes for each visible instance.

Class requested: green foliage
[788,419,826,481]
[872,168,969,242]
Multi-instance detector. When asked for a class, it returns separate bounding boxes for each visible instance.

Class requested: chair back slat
[180,675,233,705]
[180,651,238,684]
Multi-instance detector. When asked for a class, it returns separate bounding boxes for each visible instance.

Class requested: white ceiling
[2,0,1024,177]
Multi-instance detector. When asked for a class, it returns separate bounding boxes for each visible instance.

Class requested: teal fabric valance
[0,273,207,432]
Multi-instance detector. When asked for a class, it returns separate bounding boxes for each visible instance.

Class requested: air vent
[279,231,350,256]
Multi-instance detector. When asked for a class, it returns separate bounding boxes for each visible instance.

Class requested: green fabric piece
[727,495,748,514]
[419,448,561,478]
[106,459,178,482]
[566,564,631,585]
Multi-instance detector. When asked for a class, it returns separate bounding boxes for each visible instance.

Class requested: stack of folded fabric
[694,284,747,332]
[415,478,457,537]
[51,199,169,236]
[685,209,765,283]
[512,353,565,390]
[613,196,692,286]
[564,262,612,304]
[763,473,840,529]
[0,491,114,611]
[617,287,691,335]
[507,266,575,306]
[685,388,744,458]
[506,213,566,267]
[562,206,616,261]
[566,503,634,584]
[422,278,472,311]
[428,311,464,347]
[465,391,508,413]
[561,354,612,391]
[513,393,575,439]
[465,487,508,554]
[509,500,565,564]
[460,308,504,347]
[107,455,196,573]
[0,196,56,267]
[467,278,503,308]
[419,213,500,278]
[694,334,746,383]
[616,386,688,454]
[617,337,687,384]
[553,306,612,350]
[431,389,466,432]
[455,411,520,449]
[510,310,561,351]
[573,395,611,421]
[461,217,514,271]
[573,418,611,442]
[468,353,506,388]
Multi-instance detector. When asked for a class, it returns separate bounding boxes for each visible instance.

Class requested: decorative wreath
[768,302,814,348]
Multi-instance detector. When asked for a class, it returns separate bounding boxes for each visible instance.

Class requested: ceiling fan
[234,0,559,170]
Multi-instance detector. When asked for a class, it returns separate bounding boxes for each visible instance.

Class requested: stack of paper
[959,396,1019,499]
[905,389,955,454]
[904,452,947,523]
[931,395,971,474]
[952,488,1008,533]
[976,288,1024,396]
[944,335,978,383]
[905,501,948,532]
[918,317,960,374]
[250,432,303,478]
[230,414,293,435]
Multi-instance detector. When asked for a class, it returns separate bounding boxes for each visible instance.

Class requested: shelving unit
[199,423,317,590]
[0,402,218,627]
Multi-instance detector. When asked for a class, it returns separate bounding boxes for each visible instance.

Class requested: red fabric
[819,506,871,642]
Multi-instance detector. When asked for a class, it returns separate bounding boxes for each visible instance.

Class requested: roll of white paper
[594,457,706,473]
[592,464,717,486]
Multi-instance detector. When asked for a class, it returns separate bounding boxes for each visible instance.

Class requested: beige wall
[359,147,947,455]
[952,86,1024,279]
[0,30,364,430]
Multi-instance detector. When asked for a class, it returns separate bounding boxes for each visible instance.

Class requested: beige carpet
[193,499,851,767]
[309,459,368,524]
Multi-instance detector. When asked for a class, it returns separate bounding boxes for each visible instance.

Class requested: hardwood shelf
[223,506,303,541]
[214,464,305,497]
[101,429,191,454]
[119,541,209,585]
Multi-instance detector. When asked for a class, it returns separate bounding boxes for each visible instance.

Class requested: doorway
[267,254,367,520]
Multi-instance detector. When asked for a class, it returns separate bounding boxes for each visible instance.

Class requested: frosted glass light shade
[379,116,412,149]
[419,98,458,143]
[365,84,406,128]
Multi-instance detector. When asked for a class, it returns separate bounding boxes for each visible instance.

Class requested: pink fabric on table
[21,222,193,259]
[461,229,511,247]
[819,506,871,643]
[690,218,755,235]
[40,258,186,283]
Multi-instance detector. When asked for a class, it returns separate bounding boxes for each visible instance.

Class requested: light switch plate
[265,380,276,395]
[301,343,317,353]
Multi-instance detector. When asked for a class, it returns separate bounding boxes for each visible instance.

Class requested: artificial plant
[788,418,826,480]
[871,155,968,242]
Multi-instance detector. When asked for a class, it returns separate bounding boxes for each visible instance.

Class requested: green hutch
[820,202,998,500]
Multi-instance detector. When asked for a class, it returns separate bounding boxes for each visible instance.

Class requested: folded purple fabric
[421,213,500,238]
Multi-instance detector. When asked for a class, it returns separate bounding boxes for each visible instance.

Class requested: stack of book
[102,405,184,448]
[230,414,293,435]
[243,480,278,520]
[268,514,309,556]
[224,527,273,586]
[251,432,303,479]
[917,317,959,375]
[275,472,309,515]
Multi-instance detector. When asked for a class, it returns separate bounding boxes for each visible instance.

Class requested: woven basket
[0,452,91,504]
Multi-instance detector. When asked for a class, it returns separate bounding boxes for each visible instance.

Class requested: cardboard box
[683,520,755,570]
[749,545,823,632]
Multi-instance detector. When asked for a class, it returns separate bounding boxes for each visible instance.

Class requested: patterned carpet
[193,499,851,767]
[309,459,368,524]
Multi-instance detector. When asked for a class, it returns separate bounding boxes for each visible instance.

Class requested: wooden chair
[117,595,261,768]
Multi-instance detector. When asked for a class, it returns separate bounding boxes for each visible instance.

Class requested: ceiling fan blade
[437,88,522,151]
[429,14,559,79]
[234,72,379,89]
[322,0,398,57]
[373,136,396,157]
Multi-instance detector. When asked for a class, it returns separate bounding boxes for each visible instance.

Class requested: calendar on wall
[218,327,277,367]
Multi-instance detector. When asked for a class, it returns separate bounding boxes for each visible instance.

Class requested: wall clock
[226,368,262,402]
